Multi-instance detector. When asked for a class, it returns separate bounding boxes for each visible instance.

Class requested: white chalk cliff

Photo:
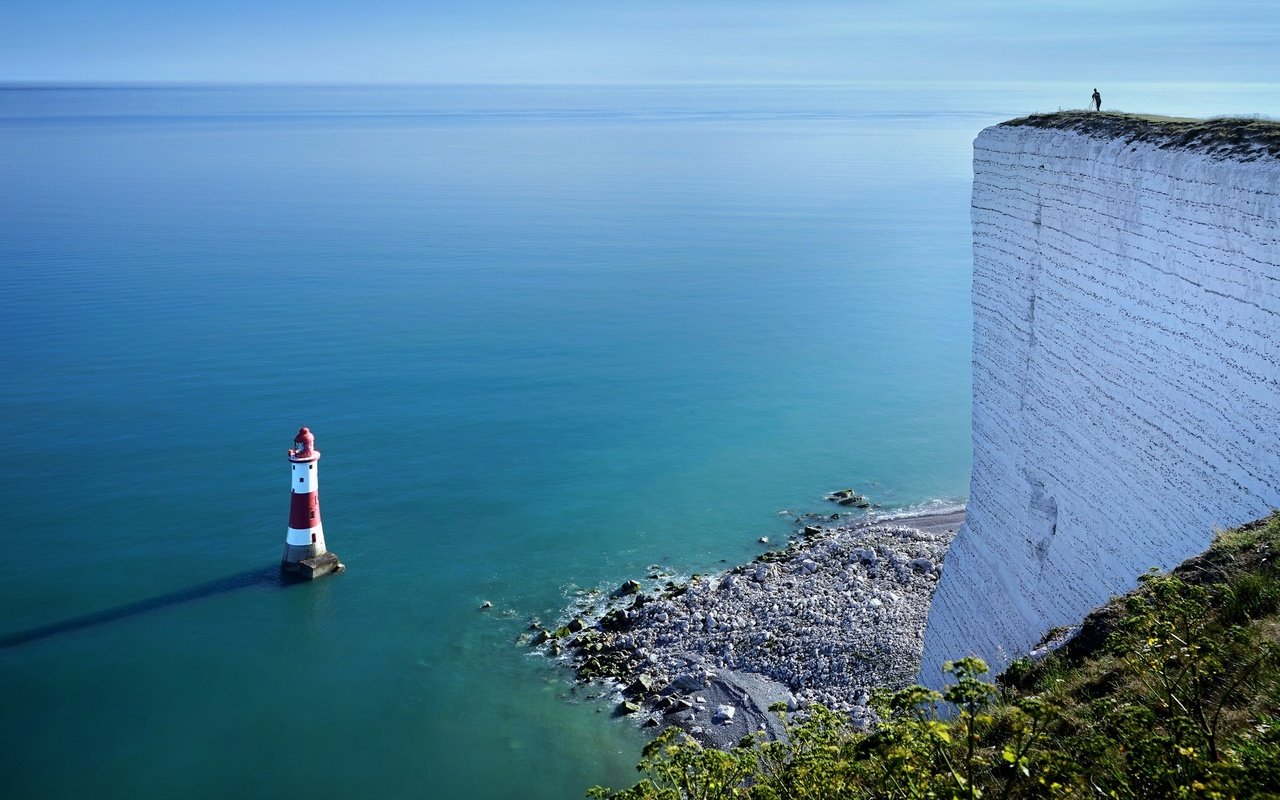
[921,118,1280,684]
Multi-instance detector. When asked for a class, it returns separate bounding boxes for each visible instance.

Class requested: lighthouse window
[299,477,304,483]
[309,464,314,470]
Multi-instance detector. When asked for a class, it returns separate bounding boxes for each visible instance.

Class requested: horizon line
[3,79,1277,91]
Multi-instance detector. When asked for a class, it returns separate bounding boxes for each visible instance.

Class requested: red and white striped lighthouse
[282,426,342,579]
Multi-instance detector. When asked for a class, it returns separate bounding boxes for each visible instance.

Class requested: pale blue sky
[2,0,1277,84]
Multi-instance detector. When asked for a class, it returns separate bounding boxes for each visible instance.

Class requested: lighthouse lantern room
[282,426,343,580]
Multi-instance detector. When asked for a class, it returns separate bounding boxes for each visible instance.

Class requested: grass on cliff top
[1002,110,1280,161]
[590,511,1280,799]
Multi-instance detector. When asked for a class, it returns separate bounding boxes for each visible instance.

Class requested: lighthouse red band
[283,426,327,567]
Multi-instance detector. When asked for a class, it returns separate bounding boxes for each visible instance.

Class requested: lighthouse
[282,426,343,580]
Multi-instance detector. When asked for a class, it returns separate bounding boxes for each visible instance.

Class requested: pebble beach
[537,508,964,747]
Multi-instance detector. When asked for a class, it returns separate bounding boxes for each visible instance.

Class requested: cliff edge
[920,112,1280,685]
[1005,111,1280,160]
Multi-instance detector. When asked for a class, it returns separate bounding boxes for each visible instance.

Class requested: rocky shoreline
[529,507,963,748]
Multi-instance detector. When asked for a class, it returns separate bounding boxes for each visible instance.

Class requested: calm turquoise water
[1,83,1274,799]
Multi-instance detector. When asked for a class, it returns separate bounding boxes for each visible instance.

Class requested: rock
[830,488,869,507]
[758,536,769,544]
[661,581,687,599]
[670,672,706,692]
[600,609,631,632]
[617,700,641,715]
[618,580,642,596]
[719,574,736,591]
[908,557,934,572]
[713,704,736,724]
[803,525,823,536]
[625,674,655,697]
[643,716,660,727]
[479,601,492,610]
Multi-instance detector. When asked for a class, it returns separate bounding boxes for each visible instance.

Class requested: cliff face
[921,118,1280,683]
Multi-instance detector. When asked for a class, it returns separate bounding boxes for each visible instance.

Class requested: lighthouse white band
[290,461,320,493]
[287,524,325,546]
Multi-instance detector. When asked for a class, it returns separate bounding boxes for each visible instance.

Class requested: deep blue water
[1,83,1274,799]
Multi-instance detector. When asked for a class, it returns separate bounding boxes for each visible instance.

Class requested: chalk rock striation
[922,116,1280,685]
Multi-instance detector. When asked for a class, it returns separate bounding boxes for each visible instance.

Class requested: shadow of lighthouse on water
[0,426,344,651]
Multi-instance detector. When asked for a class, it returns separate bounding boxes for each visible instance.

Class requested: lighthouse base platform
[282,552,344,581]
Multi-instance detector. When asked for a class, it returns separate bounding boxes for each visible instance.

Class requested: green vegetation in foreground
[589,512,1280,799]
[1002,111,1280,160]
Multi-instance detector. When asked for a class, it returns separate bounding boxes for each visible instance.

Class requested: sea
[1,82,1275,799]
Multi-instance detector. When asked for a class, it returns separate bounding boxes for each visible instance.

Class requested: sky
[1,0,1278,85]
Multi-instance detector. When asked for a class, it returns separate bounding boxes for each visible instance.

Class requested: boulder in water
[617,580,642,596]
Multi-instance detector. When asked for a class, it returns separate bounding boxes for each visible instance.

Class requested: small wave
[871,498,967,523]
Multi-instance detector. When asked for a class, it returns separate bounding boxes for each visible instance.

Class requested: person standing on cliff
[1092,88,1102,111]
